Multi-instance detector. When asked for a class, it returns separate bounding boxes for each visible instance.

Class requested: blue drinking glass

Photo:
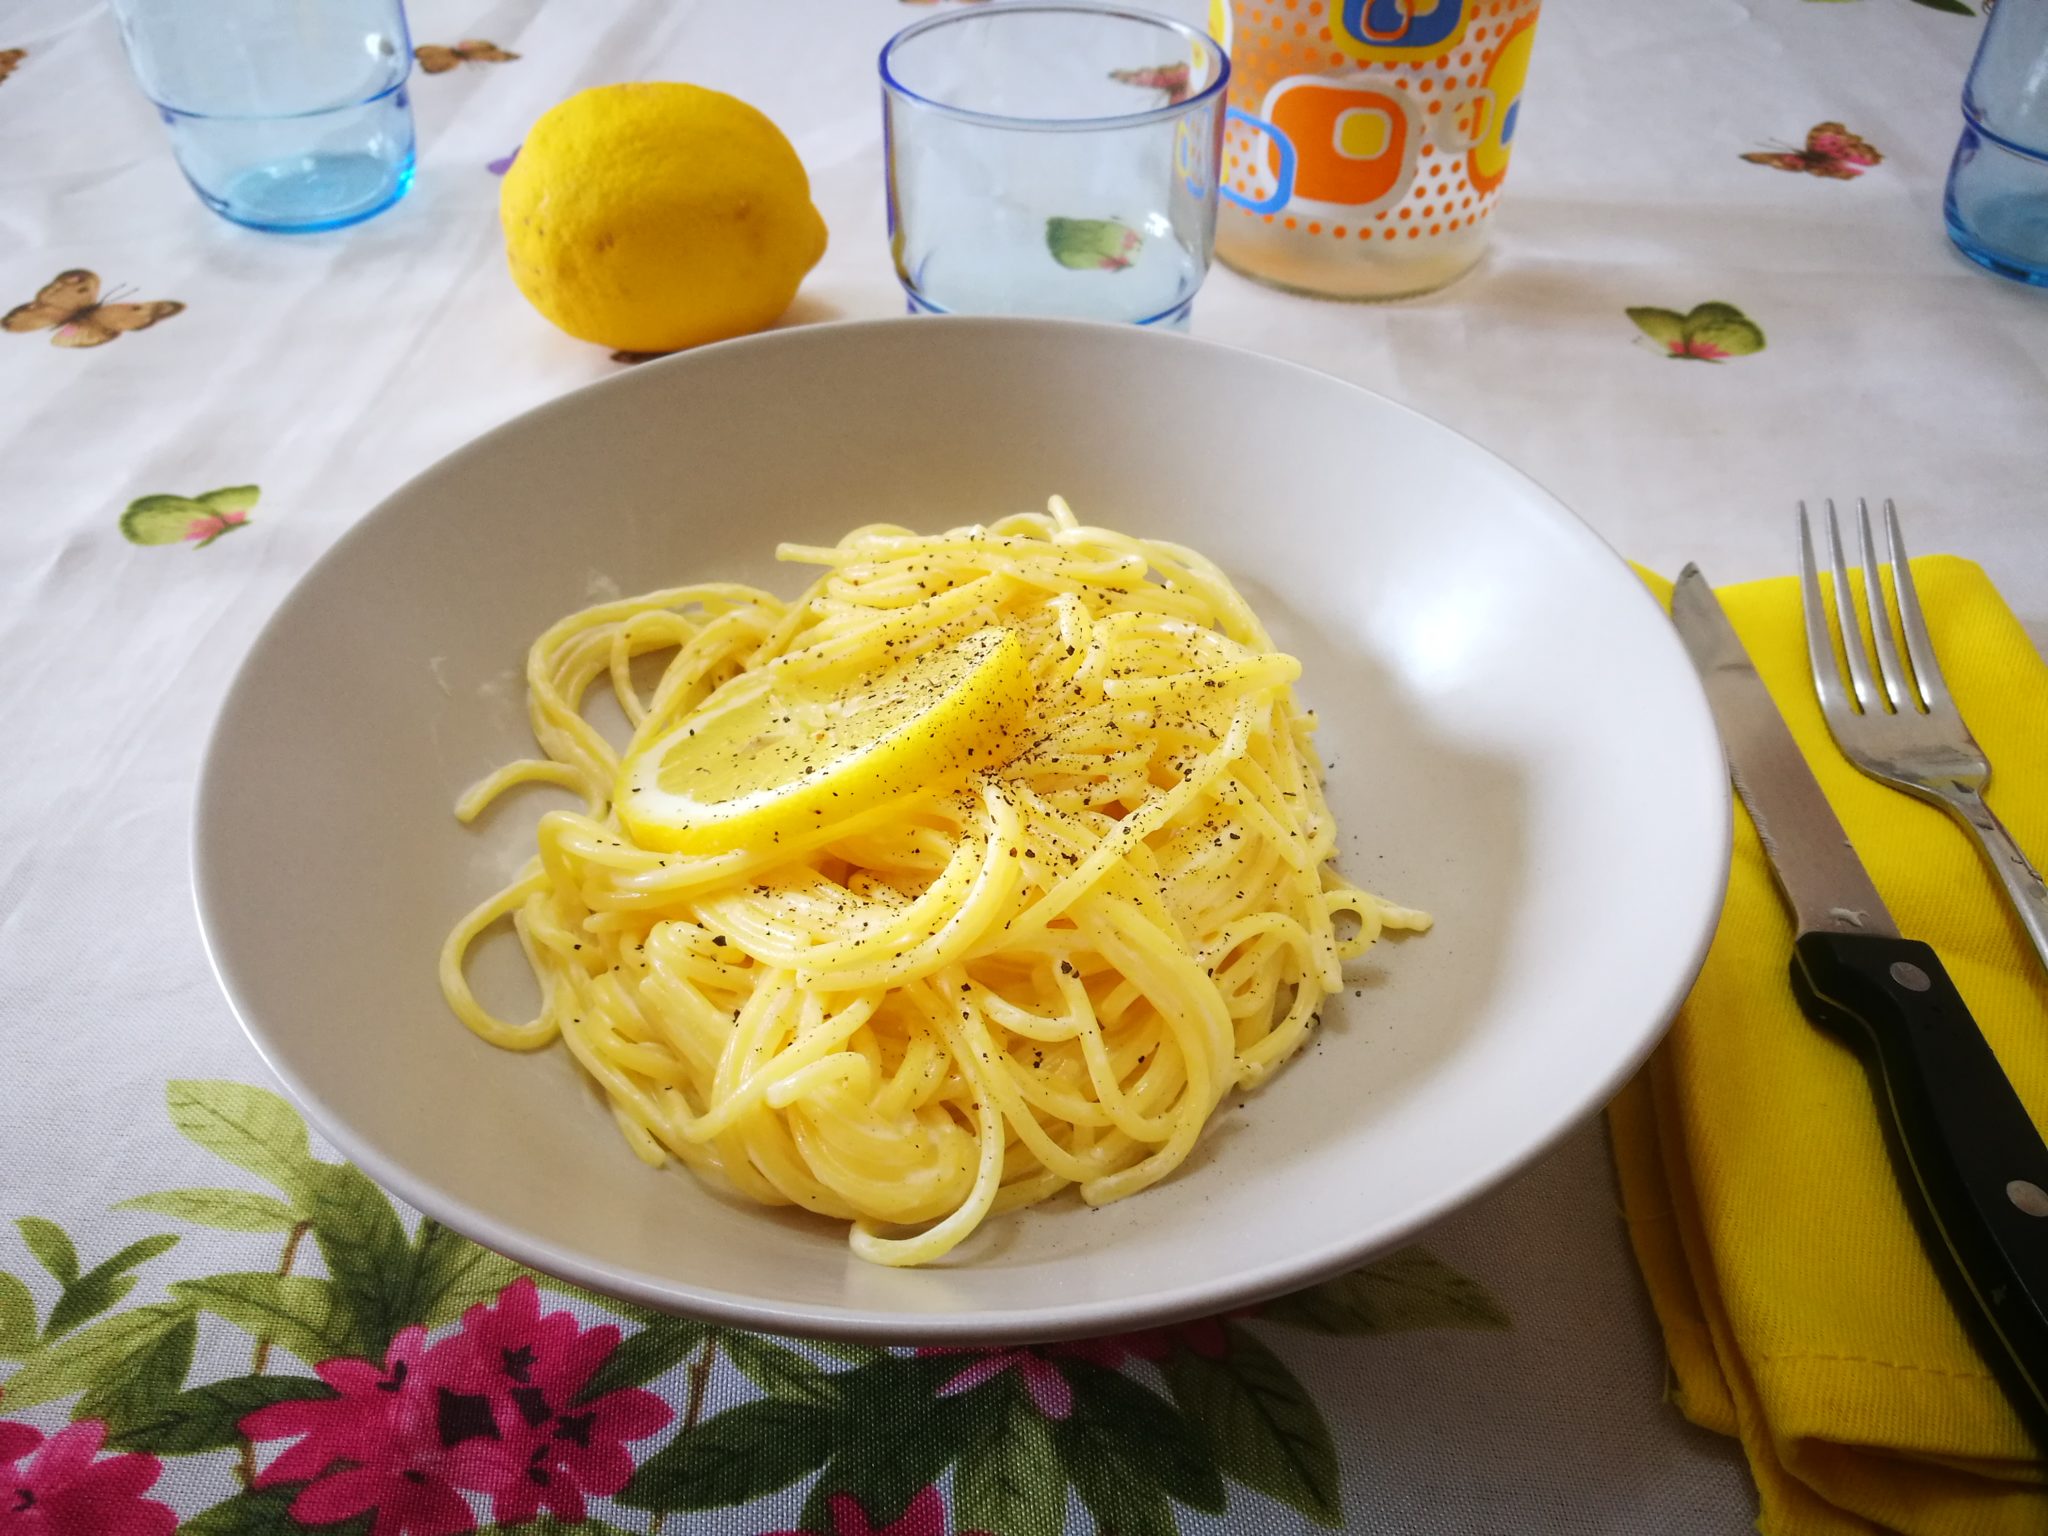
[109,0,416,233]
[1945,0,2048,287]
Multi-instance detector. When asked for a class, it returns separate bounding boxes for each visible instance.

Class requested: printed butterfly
[1109,62,1193,105]
[1742,122,1881,180]
[2,270,183,349]
[1626,302,1766,363]
[120,486,259,549]
[0,48,25,86]
[414,39,518,73]
[1047,217,1143,272]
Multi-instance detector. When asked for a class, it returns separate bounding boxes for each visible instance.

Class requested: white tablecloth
[1,0,2040,1531]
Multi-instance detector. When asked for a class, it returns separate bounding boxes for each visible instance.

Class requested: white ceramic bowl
[195,318,1728,1343]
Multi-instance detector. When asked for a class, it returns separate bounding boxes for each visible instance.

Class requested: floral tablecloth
[3,0,2044,1531]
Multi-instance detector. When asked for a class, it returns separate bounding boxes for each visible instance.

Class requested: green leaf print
[1056,1426,1177,1536]
[407,1216,525,1327]
[0,1300,194,1408]
[75,1304,197,1435]
[302,1161,413,1356]
[179,1484,371,1536]
[165,1079,316,1198]
[725,1332,834,1407]
[1046,216,1144,272]
[17,1216,79,1285]
[171,1272,365,1365]
[1261,1246,1511,1335]
[618,1397,832,1510]
[1162,1323,1341,1524]
[116,1189,302,1232]
[1057,1360,1227,1514]
[797,1355,968,1530]
[1907,0,1974,12]
[0,1269,35,1358]
[954,1376,1067,1536]
[574,1315,710,1404]
[100,1372,336,1455]
[44,1232,179,1339]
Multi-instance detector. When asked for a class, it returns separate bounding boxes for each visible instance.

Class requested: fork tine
[1823,498,1880,713]
[1798,501,1856,722]
[1856,497,1909,714]
[1885,498,1953,714]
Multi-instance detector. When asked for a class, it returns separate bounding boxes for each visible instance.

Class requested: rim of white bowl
[192,315,1731,1344]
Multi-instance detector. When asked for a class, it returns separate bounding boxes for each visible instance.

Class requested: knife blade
[1670,568,1896,940]
[1671,564,2048,1442]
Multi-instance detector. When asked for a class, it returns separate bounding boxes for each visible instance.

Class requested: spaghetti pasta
[440,499,1427,1266]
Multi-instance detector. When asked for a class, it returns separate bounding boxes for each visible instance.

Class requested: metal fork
[1798,497,2048,975]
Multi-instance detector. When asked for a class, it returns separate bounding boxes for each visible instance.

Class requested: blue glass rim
[879,1,1230,134]
[147,68,411,124]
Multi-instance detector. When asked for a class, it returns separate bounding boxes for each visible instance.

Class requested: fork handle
[1792,931,2048,1443]
[1935,785,2048,980]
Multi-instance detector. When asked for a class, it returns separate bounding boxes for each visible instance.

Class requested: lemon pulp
[617,628,1031,856]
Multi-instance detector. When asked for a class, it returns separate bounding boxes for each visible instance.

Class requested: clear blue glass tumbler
[110,0,416,233]
[881,4,1227,327]
[1945,0,2048,286]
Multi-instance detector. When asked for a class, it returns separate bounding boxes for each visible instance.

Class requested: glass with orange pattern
[1211,0,1541,299]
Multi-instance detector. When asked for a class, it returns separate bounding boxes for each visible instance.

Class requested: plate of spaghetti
[196,318,1728,1340]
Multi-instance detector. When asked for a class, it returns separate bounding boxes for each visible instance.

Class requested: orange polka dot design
[1218,0,1542,256]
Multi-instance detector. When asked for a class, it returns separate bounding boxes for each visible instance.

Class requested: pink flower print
[443,1278,673,1525]
[921,1346,1074,1419]
[1667,338,1732,362]
[761,1484,947,1536]
[289,1464,473,1536]
[471,1379,671,1526]
[244,1283,670,1533]
[448,1277,614,1411]
[181,510,248,543]
[241,1325,495,1536]
[0,1419,177,1536]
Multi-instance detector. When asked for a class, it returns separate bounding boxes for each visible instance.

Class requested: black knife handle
[1792,931,2048,1439]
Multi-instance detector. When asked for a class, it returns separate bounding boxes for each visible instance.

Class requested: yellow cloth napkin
[1610,556,2048,1536]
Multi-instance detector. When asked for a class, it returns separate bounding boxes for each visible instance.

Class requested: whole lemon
[501,83,827,353]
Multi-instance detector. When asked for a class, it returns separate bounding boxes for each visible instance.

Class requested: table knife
[1671,564,2048,1440]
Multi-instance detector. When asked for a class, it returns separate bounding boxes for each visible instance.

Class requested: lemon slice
[617,628,1032,856]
